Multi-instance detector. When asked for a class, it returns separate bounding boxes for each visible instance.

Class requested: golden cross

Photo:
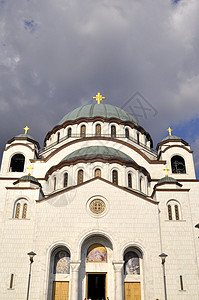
[27,165,33,176]
[163,166,169,177]
[167,127,173,136]
[93,92,106,104]
[24,126,30,135]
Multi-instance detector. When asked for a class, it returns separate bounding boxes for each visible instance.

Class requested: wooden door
[124,282,141,300]
[52,281,69,300]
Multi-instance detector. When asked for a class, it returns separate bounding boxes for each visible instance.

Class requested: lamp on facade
[27,251,36,300]
[159,253,168,300]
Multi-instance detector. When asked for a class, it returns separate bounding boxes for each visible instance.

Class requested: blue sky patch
[24,20,38,33]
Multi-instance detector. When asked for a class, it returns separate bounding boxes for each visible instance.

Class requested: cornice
[37,177,158,205]
[4,143,35,152]
[44,156,151,180]
[159,145,193,154]
[40,137,164,165]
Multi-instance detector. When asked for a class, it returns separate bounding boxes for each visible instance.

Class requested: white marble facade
[0,103,199,300]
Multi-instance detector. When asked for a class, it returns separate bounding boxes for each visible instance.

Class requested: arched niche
[48,246,71,300]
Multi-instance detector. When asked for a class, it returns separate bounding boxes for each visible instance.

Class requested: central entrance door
[87,273,106,300]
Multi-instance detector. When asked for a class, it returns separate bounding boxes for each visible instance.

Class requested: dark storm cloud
[0,0,199,164]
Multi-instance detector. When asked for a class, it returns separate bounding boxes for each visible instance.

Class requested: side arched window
[171,155,186,174]
[63,172,68,187]
[95,169,101,178]
[96,124,101,136]
[112,170,118,185]
[67,128,72,137]
[10,154,25,172]
[168,205,172,220]
[125,128,129,138]
[111,125,116,138]
[80,125,86,137]
[167,200,181,220]
[14,199,28,219]
[78,170,84,184]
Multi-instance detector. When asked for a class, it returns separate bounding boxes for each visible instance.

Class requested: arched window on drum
[77,169,84,184]
[95,124,101,136]
[125,128,129,138]
[171,155,186,174]
[87,244,107,263]
[111,125,116,138]
[80,125,86,137]
[10,154,25,172]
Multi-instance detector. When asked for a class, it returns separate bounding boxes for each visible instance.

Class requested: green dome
[57,103,139,126]
[15,133,36,140]
[161,135,181,142]
[62,146,134,162]
[19,175,39,183]
[157,176,178,184]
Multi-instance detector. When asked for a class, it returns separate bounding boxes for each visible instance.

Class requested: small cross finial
[27,165,33,176]
[24,126,30,135]
[92,92,106,104]
[163,166,169,177]
[167,127,173,136]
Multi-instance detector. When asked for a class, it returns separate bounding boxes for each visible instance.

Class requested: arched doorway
[79,235,113,300]
[123,247,143,300]
[48,246,71,300]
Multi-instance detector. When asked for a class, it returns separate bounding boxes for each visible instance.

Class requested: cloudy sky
[0,0,199,176]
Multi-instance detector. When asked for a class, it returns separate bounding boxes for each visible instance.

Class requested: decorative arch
[171,155,186,174]
[123,245,143,277]
[77,230,115,261]
[10,153,25,172]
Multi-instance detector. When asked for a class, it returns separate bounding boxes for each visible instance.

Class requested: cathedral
[0,93,199,300]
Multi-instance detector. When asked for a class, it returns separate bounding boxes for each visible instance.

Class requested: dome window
[125,128,129,138]
[128,173,132,188]
[111,125,116,138]
[63,172,68,188]
[171,155,186,174]
[96,124,101,136]
[137,133,140,145]
[112,170,118,185]
[95,169,101,178]
[67,128,72,138]
[80,125,86,137]
[53,177,56,191]
[57,132,60,143]
[78,169,84,184]
[10,154,25,172]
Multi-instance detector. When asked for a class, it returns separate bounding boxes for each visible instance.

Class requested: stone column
[113,261,124,300]
[70,261,81,300]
